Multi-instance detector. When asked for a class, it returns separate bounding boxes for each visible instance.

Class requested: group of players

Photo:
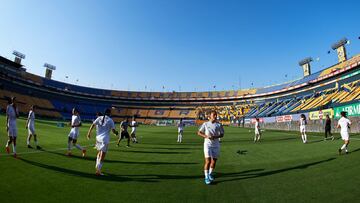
[3,96,353,184]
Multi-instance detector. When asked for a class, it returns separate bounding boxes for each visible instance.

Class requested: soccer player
[177,118,185,143]
[300,114,307,144]
[87,109,119,176]
[337,111,351,155]
[254,118,261,142]
[5,97,19,158]
[197,110,224,185]
[25,105,41,149]
[130,117,138,143]
[324,115,334,141]
[116,117,132,147]
[67,108,86,157]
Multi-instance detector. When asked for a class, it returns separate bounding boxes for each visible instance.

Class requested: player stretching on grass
[300,114,308,144]
[177,118,185,143]
[337,111,351,155]
[116,117,132,147]
[67,108,86,157]
[254,118,261,142]
[87,109,118,176]
[5,97,19,158]
[197,110,224,185]
[26,105,41,149]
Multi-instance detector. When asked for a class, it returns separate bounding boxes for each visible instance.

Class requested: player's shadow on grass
[42,149,198,165]
[108,149,191,155]
[214,157,336,184]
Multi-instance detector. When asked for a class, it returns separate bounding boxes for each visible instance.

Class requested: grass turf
[0,115,359,203]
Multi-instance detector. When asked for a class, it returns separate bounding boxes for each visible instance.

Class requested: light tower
[44,63,56,79]
[331,38,348,63]
[12,50,25,64]
[298,57,313,77]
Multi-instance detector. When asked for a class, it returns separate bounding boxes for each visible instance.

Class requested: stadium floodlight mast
[331,37,348,63]
[12,50,25,64]
[44,63,56,79]
[298,57,313,77]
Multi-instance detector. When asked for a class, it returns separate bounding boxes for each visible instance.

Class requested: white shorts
[68,130,79,140]
[8,127,17,138]
[178,129,183,134]
[341,132,349,141]
[204,144,220,159]
[28,126,35,135]
[300,126,306,133]
[96,141,109,153]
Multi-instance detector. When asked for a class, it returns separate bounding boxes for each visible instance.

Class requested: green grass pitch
[0,115,360,203]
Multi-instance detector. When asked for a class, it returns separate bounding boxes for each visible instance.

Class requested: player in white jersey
[130,117,138,143]
[177,118,185,143]
[197,110,224,185]
[337,111,352,155]
[87,109,119,176]
[25,105,41,150]
[67,108,86,157]
[5,97,19,158]
[299,114,308,144]
[254,118,261,142]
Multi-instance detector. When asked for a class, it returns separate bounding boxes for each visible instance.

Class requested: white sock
[35,141,38,146]
[75,144,83,150]
[345,147,348,152]
[12,144,16,153]
[179,134,182,142]
[204,170,209,179]
[97,161,103,170]
[209,168,214,175]
[134,137,137,142]
[341,144,346,150]
[27,136,30,145]
[304,134,307,142]
[67,142,72,151]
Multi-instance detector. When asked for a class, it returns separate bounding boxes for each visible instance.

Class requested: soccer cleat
[116,144,120,147]
[5,146,10,154]
[331,136,335,141]
[13,153,17,159]
[126,145,130,148]
[338,149,342,155]
[27,145,33,149]
[345,151,349,154]
[36,146,42,150]
[208,174,215,182]
[67,151,72,156]
[204,178,211,185]
[96,171,104,176]
[82,149,87,157]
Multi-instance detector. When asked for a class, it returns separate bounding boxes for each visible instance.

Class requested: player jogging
[300,114,308,144]
[25,105,41,149]
[254,118,261,142]
[177,118,185,143]
[197,110,224,185]
[87,109,119,176]
[337,111,351,155]
[117,117,132,147]
[5,97,19,158]
[130,117,138,143]
[67,108,86,157]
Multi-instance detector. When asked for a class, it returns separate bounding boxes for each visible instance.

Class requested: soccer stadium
[1,1,360,203]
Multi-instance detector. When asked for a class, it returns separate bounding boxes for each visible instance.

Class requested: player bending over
[87,109,118,176]
[26,105,41,149]
[197,110,224,185]
[5,97,19,158]
[67,108,86,157]
[254,118,261,143]
[300,114,308,144]
[337,111,351,155]
[177,118,185,143]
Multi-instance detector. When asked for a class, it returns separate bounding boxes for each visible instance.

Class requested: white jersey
[178,121,185,132]
[93,116,115,144]
[338,117,351,134]
[199,121,224,147]
[28,110,35,128]
[131,121,137,133]
[6,105,18,127]
[300,118,306,127]
[255,121,260,134]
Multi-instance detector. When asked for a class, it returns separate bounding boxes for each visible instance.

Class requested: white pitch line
[0,141,117,157]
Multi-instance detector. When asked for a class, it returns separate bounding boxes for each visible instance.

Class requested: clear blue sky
[0,0,359,92]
